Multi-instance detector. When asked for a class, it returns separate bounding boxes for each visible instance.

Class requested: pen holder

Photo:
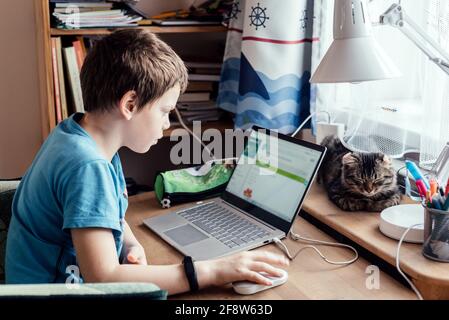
[422,204,449,262]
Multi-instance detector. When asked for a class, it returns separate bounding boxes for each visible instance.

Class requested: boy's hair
[80,29,188,113]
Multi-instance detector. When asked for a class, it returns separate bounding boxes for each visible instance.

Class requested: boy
[5,29,288,295]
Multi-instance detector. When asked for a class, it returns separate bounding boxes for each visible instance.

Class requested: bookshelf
[35,0,232,141]
[50,25,228,36]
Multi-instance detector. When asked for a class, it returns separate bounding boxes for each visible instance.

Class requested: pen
[426,190,431,205]
[406,160,430,189]
[433,194,444,210]
[439,186,445,197]
[416,179,427,199]
[433,199,442,210]
[443,196,449,211]
[445,177,449,196]
[430,178,438,197]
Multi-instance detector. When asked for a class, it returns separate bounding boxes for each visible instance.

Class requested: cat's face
[341,152,396,196]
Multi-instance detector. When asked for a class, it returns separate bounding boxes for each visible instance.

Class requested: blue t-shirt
[5,113,128,284]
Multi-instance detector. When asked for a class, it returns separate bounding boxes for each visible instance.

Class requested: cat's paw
[334,197,365,212]
[369,195,402,212]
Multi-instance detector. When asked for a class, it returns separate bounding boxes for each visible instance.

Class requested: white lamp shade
[311,0,402,83]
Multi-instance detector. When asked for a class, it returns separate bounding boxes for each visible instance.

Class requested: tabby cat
[319,136,402,212]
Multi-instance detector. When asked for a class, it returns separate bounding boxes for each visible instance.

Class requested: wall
[0,0,41,178]
[0,0,225,180]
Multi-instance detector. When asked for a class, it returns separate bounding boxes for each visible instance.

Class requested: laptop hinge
[221,199,278,231]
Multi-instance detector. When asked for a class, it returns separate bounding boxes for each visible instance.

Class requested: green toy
[154,163,234,208]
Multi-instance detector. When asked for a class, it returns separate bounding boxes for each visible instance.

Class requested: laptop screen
[223,128,326,232]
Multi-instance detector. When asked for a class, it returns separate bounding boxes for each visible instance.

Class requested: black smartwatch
[182,256,199,292]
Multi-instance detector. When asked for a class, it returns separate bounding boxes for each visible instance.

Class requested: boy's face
[124,84,180,153]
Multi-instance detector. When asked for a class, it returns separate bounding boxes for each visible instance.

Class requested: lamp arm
[380,3,449,76]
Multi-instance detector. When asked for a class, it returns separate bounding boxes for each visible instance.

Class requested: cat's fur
[319,136,402,212]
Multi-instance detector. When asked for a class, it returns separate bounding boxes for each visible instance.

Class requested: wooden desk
[303,183,449,300]
[126,192,415,300]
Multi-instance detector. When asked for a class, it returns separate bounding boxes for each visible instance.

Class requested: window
[314,0,449,168]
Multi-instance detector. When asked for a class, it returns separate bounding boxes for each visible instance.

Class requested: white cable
[273,229,359,266]
[291,111,331,138]
[204,157,238,166]
[173,106,215,160]
[396,224,424,300]
[195,157,239,173]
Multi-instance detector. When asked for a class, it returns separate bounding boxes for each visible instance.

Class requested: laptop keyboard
[179,202,271,248]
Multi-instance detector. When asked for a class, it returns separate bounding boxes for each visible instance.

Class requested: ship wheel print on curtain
[248,3,270,30]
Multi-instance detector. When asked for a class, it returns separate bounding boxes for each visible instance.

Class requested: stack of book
[174,61,223,124]
[52,1,142,29]
[186,61,221,82]
[176,101,223,124]
[51,37,90,123]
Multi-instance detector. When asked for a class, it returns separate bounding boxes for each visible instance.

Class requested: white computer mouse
[232,269,288,295]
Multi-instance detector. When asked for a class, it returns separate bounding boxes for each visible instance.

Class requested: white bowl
[379,204,424,244]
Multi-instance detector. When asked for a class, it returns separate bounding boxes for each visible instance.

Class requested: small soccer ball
[161,198,171,209]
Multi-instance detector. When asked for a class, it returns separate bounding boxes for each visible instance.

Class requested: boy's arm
[71,228,289,296]
[72,228,199,295]
[122,220,147,265]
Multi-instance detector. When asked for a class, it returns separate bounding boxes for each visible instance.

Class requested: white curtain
[313,0,449,168]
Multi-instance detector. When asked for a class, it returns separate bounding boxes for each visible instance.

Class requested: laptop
[144,127,327,260]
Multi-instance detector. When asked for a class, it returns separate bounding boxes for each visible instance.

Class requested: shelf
[163,119,234,137]
[36,0,228,140]
[50,25,228,36]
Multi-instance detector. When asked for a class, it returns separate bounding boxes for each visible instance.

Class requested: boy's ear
[119,91,138,120]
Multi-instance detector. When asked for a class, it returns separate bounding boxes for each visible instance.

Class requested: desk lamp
[311,0,449,242]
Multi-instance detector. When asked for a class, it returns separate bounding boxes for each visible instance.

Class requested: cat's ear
[342,153,357,165]
[380,154,392,166]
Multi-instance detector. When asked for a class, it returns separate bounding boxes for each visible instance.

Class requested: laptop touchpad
[164,224,209,246]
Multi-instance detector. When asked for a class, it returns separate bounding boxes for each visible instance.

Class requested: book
[76,36,88,57]
[178,92,211,103]
[150,19,222,26]
[51,38,63,124]
[53,8,142,29]
[188,74,220,82]
[54,7,116,13]
[184,112,222,123]
[179,109,221,117]
[186,81,215,92]
[190,68,221,75]
[185,62,222,69]
[137,19,153,26]
[63,46,84,113]
[57,19,142,28]
[177,101,217,111]
[54,2,114,8]
[53,10,126,18]
[54,37,68,120]
[72,40,85,71]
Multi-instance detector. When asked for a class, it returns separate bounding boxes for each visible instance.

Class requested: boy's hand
[124,244,148,265]
[197,251,289,288]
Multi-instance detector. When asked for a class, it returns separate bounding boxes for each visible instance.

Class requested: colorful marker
[432,195,443,210]
[443,196,449,211]
[430,178,438,197]
[439,186,445,197]
[445,177,449,197]
[416,179,427,199]
[426,190,431,204]
[434,194,444,208]
[406,160,430,189]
